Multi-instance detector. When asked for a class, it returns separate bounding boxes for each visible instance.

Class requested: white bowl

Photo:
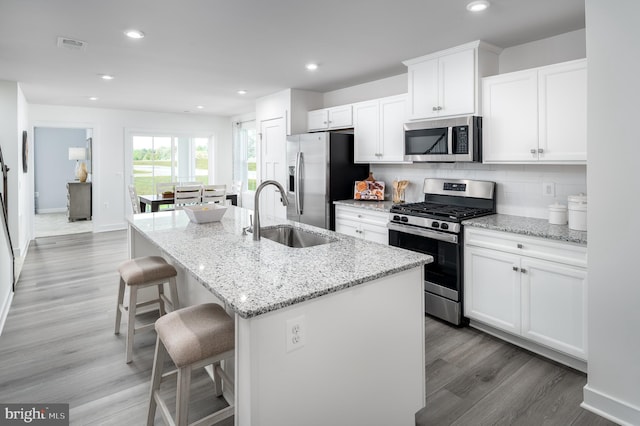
[183,204,227,223]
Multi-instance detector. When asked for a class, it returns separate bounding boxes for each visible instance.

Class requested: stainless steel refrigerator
[286,132,369,230]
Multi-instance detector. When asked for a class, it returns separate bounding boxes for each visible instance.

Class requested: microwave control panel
[452,126,469,154]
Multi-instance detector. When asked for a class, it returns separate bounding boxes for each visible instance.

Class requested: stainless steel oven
[404,116,482,163]
[388,178,496,325]
[389,224,463,324]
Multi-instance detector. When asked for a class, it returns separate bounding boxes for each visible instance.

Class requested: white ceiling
[0,0,585,117]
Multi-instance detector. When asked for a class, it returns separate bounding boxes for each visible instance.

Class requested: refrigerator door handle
[296,152,304,215]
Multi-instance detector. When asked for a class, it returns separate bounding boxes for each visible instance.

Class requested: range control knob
[393,215,401,221]
[441,223,449,230]
[432,221,440,228]
[401,216,409,223]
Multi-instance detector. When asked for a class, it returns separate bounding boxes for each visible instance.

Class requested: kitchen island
[128,206,432,426]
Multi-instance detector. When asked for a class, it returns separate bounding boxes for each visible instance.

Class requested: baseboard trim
[36,208,67,214]
[0,291,14,336]
[582,384,640,426]
[95,223,127,233]
[469,320,587,373]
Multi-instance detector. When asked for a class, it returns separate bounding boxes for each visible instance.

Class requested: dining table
[138,193,238,213]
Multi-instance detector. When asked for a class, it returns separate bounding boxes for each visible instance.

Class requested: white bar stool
[147,303,235,426]
[115,256,179,363]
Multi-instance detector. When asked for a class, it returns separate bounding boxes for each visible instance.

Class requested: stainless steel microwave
[404,116,482,162]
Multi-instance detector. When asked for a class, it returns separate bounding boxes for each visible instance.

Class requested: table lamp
[68,147,87,182]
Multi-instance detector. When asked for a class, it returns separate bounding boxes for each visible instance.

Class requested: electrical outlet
[286,315,305,353]
[542,182,555,197]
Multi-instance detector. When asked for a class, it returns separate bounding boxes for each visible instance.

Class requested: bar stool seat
[115,256,179,363]
[147,303,235,426]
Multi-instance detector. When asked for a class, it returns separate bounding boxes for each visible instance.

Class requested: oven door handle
[388,222,459,244]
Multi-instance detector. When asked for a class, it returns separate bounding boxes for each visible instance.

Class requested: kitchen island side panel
[236,266,425,426]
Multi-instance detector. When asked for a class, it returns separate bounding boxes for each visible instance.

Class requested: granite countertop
[462,214,587,245]
[129,206,432,319]
[333,199,396,213]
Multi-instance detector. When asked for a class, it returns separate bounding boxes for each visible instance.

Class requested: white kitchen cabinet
[482,69,538,162]
[482,59,587,163]
[403,41,500,120]
[465,246,522,335]
[335,205,389,245]
[307,105,353,131]
[464,227,587,361]
[353,94,408,163]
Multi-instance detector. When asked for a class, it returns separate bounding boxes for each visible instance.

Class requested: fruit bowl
[183,204,227,223]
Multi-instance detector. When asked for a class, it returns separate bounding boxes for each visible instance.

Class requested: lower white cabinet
[464,227,587,361]
[335,205,389,245]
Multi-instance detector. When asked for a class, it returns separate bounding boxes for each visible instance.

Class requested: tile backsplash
[370,162,587,220]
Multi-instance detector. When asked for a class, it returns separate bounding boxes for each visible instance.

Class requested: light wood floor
[0,231,615,425]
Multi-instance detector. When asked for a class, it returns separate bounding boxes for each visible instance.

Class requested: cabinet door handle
[538,148,544,153]
[432,106,438,111]
[530,149,537,154]
[512,266,519,272]
[517,243,523,249]
[521,268,527,274]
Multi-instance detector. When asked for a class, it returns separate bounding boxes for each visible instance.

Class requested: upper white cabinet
[307,105,353,131]
[403,41,500,120]
[353,94,408,163]
[483,59,587,163]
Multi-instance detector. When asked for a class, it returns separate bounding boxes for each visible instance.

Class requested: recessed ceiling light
[466,0,490,12]
[89,96,98,101]
[305,63,318,71]
[124,29,145,39]
[196,105,204,109]
[100,74,114,80]
[237,90,247,95]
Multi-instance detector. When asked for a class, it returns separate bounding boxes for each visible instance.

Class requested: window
[233,120,257,191]
[131,134,211,195]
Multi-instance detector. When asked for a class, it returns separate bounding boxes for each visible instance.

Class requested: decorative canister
[548,203,568,225]
[568,193,587,231]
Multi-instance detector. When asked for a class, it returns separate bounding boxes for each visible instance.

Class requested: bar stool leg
[157,284,166,316]
[213,361,223,397]
[147,335,166,426]
[176,365,192,426]
[114,277,126,335]
[169,277,180,312]
[126,287,138,364]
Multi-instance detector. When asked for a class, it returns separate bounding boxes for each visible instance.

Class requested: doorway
[33,127,93,237]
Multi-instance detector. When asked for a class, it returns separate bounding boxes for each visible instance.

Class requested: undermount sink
[260,225,335,248]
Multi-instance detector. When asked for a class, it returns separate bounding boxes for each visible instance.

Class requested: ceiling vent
[57,37,87,51]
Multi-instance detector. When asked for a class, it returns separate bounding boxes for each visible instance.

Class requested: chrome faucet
[253,180,289,241]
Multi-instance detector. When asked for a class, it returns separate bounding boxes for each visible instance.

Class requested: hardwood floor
[0,231,615,425]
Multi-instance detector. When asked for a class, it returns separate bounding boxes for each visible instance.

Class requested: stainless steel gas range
[388,178,496,325]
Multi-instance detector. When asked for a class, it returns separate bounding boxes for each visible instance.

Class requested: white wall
[499,28,586,73]
[582,1,640,425]
[323,74,407,108]
[29,105,232,233]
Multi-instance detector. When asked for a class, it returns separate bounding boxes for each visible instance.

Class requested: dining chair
[128,184,141,214]
[174,185,202,208]
[202,184,226,205]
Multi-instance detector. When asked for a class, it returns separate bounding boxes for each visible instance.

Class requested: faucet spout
[253,180,289,241]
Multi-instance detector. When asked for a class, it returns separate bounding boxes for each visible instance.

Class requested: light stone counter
[463,214,587,245]
[333,199,396,213]
[128,206,431,319]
